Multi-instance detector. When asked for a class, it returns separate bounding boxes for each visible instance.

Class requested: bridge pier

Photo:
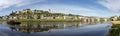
[91,18,95,22]
[80,17,109,22]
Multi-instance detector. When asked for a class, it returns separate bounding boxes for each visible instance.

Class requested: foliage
[109,24,120,36]
[0,16,2,19]
[117,18,120,20]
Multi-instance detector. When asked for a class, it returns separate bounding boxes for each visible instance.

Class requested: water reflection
[0,21,111,36]
[9,22,81,33]
[8,22,110,33]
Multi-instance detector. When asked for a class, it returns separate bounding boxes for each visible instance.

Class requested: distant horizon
[0,0,120,17]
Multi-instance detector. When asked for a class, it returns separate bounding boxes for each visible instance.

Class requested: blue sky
[0,0,120,17]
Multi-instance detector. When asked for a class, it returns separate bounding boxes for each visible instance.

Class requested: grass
[0,19,6,21]
[109,24,120,36]
[117,18,120,21]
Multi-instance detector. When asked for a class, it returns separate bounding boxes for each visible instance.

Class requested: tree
[68,14,74,16]
[0,16,2,19]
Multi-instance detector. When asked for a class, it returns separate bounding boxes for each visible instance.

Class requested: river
[0,22,112,36]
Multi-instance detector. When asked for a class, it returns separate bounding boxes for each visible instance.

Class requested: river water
[0,22,112,36]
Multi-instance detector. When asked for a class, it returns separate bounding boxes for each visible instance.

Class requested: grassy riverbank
[109,24,120,36]
[0,19,6,21]
[0,19,81,22]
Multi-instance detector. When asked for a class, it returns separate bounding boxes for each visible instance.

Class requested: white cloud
[0,0,118,17]
[98,0,120,12]
[0,0,23,8]
[32,4,112,17]
[0,0,47,16]
[0,0,46,9]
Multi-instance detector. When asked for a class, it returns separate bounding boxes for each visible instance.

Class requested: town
[0,9,111,22]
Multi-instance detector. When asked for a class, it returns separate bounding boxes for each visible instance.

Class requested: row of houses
[0,9,83,20]
[111,16,120,21]
[1,15,109,22]
[1,15,82,20]
[0,9,109,22]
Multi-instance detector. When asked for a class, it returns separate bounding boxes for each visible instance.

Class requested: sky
[0,0,120,17]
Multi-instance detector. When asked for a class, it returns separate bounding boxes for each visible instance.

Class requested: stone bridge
[80,17,110,22]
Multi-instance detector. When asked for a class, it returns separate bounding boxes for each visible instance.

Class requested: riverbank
[108,24,120,36]
[0,19,6,21]
[111,21,120,24]
[0,19,82,22]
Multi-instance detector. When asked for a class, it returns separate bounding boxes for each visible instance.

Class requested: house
[111,16,118,21]
[63,16,79,20]
[40,15,53,19]
[53,16,64,19]
[2,16,8,20]
[8,16,18,19]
